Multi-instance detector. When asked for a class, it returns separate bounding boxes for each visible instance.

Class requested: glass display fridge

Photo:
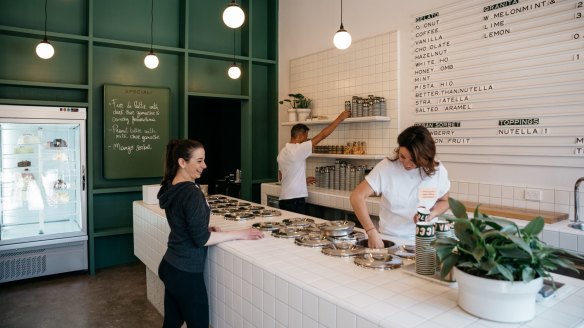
[0,105,87,283]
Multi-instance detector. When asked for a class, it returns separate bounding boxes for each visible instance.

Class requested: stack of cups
[435,219,455,281]
[435,220,453,239]
[415,221,436,275]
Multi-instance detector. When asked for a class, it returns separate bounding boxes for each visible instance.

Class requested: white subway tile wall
[450,182,584,222]
[287,32,399,181]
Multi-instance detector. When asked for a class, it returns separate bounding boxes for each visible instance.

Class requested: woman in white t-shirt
[350,125,450,248]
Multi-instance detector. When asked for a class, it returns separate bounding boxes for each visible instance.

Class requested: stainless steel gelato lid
[294,233,332,248]
[252,221,285,231]
[354,249,403,270]
[224,211,255,221]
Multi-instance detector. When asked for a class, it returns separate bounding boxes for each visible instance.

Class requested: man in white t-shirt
[277,110,350,214]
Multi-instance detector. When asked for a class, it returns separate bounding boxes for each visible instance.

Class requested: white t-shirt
[365,158,450,240]
[277,141,313,200]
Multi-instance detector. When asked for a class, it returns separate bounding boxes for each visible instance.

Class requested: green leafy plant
[279,93,312,109]
[433,198,581,282]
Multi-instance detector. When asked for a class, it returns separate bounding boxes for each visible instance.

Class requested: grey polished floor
[0,262,163,328]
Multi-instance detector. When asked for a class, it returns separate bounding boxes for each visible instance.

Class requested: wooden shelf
[309,154,387,160]
[460,201,568,224]
[281,116,390,126]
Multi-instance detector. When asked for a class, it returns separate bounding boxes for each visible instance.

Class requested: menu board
[411,0,584,167]
[103,84,170,179]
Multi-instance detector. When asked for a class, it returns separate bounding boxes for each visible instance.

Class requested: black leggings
[279,197,306,214]
[158,259,209,328]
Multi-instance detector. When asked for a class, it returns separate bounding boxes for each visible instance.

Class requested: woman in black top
[157,139,264,328]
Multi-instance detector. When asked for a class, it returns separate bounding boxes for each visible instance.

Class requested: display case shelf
[281,116,390,126]
[309,153,387,160]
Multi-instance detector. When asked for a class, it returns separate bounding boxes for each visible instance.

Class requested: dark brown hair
[291,123,309,138]
[161,139,204,185]
[390,125,438,176]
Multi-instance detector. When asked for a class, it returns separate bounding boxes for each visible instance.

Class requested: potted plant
[433,198,582,323]
[279,93,312,122]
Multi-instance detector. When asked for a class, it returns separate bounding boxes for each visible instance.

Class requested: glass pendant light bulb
[144,52,159,69]
[228,64,241,79]
[333,28,352,50]
[223,2,245,28]
[36,39,54,59]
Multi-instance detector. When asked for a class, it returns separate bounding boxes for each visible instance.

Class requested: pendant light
[333,0,352,50]
[36,0,54,59]
[223,0,245,29]
[144,0,159,69]
[227,31,241,79]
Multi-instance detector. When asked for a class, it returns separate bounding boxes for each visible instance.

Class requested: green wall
[0,0,278,273]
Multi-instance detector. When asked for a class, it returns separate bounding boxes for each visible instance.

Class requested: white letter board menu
[411,0,584,167]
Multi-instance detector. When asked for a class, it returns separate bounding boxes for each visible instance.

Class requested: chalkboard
[103,84,170,179]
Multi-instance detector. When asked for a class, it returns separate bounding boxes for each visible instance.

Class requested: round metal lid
[294,233,331,248]
[234,202,250,207]
[252,221,285,231]
[207,195,227,201]
[354,250,403,270]
[389,244,416,259]
[272,227,308,238]
[282,218,315,227]
[345,231,367,241]
[224,211,255,221]
[248,205,265,211]
[252,209,282,217]
[211,208,233,215]
[319,220,355,237]
[322,244,365,257]
[213,203,234,209]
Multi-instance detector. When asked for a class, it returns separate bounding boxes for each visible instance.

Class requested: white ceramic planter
[453,267,543,323]
[297,108,311,121]
[287,108,297,122]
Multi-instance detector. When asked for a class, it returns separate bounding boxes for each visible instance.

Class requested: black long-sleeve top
[157,181,211,273]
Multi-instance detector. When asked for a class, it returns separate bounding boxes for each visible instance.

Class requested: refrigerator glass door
[1,121,84,243]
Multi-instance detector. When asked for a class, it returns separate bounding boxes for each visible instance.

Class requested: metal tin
[354,250,403,270]
[319,220,355,237]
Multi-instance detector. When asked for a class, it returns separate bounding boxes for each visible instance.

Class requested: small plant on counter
[279,93,312,109]
[433,197,581,282]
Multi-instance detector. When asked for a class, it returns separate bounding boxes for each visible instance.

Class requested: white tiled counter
[261,182,584,255]
[134,198,584,328]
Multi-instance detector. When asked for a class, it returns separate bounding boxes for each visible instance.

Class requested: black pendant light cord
[150,0,154,52]
[43,0,48,40]
[233,30,236,64]
[340,0,344,29]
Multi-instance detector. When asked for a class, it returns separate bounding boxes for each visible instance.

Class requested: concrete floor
[0,262,163,328]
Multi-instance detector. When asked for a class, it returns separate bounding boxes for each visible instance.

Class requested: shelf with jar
[281,115,390,126]
[309,154,387,160]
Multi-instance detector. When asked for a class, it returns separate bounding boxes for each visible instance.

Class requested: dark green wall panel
[0,35,87,84]
[93,0,181,47]
[94,234,137,269]
[251,0,275,60]
[189,0,246,54]
[93,192,142,232]
[188,57,243,95]
[251,64,277,180]
[0,0,87,35]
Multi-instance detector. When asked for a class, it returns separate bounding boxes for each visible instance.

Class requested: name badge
[418,187,437,200]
